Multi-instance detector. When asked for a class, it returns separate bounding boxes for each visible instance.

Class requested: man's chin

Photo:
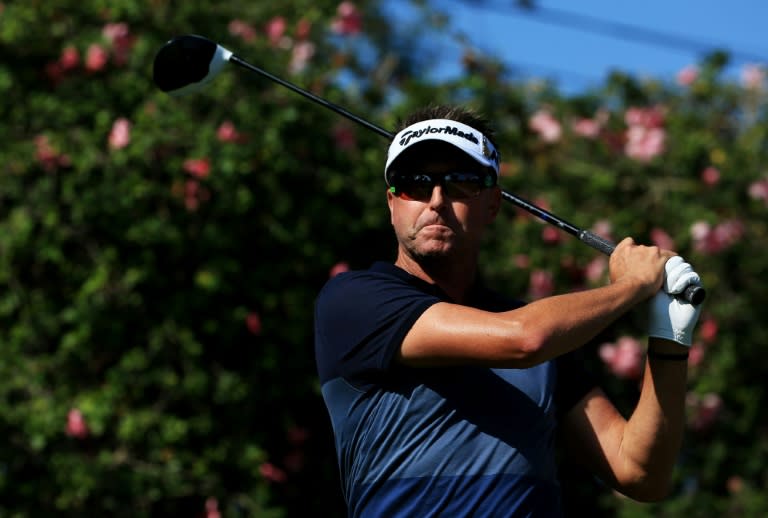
[408,240,456,260]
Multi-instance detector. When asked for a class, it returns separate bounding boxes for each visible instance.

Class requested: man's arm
[559,268,703,502]
[559,337,689,501]
[398,238,671,368]
[397,281,648,368]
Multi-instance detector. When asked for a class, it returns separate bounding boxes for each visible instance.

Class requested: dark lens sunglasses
[389,172,495,201]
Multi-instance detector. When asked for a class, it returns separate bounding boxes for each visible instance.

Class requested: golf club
[152,34,705,306]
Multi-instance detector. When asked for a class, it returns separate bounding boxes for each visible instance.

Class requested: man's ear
[486,186,502,224]
[386,187,396,225]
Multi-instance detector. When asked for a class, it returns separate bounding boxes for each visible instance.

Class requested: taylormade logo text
[399,125,479,147]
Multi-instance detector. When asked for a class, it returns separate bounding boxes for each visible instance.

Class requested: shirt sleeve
[314,270,441,388]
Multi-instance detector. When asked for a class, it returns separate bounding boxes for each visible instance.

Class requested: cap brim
[384,119,500,183]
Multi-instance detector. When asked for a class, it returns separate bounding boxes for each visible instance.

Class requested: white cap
[384,119,500,184]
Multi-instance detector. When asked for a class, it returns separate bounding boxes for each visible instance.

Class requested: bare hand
[609,237,675,299]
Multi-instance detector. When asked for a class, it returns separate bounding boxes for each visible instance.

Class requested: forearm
[400,268,657,368]
[515,279,649,365]
[618,337,688,500]
[564,256,701,501]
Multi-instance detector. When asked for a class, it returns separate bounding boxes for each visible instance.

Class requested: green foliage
[1,0,767,516]
[1,1,395,516]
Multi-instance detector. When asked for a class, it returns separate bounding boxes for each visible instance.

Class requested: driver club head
[152,34,233,96]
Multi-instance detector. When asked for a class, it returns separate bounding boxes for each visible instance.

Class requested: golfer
[314,105,703,517]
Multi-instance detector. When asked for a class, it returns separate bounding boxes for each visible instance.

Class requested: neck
[394,248,478,303]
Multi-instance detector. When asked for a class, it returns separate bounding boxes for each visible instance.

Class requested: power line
[430,27,604,88]
[449,0,767,64]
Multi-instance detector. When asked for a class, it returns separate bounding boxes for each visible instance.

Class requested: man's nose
[427,183,446,209]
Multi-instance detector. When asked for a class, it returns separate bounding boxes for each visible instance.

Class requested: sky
[388,0,768,93]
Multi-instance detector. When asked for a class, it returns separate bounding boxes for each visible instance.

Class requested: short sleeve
[314,270,440,388]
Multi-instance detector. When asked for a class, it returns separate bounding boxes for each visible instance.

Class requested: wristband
[647,350,689,361]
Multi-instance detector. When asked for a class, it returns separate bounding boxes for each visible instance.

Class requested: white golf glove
[647,256,703,346]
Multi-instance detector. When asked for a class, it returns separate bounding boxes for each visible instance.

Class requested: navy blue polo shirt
[314,262,595,517]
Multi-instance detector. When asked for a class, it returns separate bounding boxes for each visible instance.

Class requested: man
[314,105,702,517]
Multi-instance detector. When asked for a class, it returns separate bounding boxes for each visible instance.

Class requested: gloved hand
[648,256,703,346]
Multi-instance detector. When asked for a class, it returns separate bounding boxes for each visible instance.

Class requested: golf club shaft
[230,55,393,139]
[500,191,705,304]
[228,53,704,305]
[501,191,613,254]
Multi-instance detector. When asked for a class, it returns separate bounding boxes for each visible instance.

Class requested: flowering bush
[0,1,389,515]
[1,0,766,516]
[476,53,768,516]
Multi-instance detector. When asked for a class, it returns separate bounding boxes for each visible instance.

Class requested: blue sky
[390,0,768,93]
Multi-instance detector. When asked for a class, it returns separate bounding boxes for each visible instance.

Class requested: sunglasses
[389,172,495,201]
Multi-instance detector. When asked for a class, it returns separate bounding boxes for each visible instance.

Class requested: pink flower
[329,261,350,277]
[698,315,718,343]
[259,462,287,483]
[205,497,221,518]
[541,226,561,244]
[34,135,70,171]
[245,312,262,335]
[625,126,665,162]
[102,22,129,44]
[691,219,744,254]
[748,177,768,204]
[228,19,257,43]
[649,227,675,250]
[331,2,363,35]
[571,117,601,139]
[688,342,705,367]
[713,219,745,250]
[690,221,711,242]
[85,43,108,72]
[59,46,80,71]
[35,135,59,169]
[529,110,562,143]
[623,106,666,161]
[701,166,720,186]
[102,22,135,66]
[296,18,312,40]
[676,65,698,86]
[108,117,131,150]
[591,220,614,242]
[266,16,287,46]
[332,125,357,151]
[183,182,200,212]
[625,106,665,128]
[289,40,316,73]
[599,336,643,380]
[584,256,607,283]
[727,476,745,495]
[514,254,530,269]
[216,120,242,143]
[529,269,554,299]
[687,392,723,432]
[741,64,765,90]
[183,158,211,179]
[66,408,89,438]
[180,179,210,212]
